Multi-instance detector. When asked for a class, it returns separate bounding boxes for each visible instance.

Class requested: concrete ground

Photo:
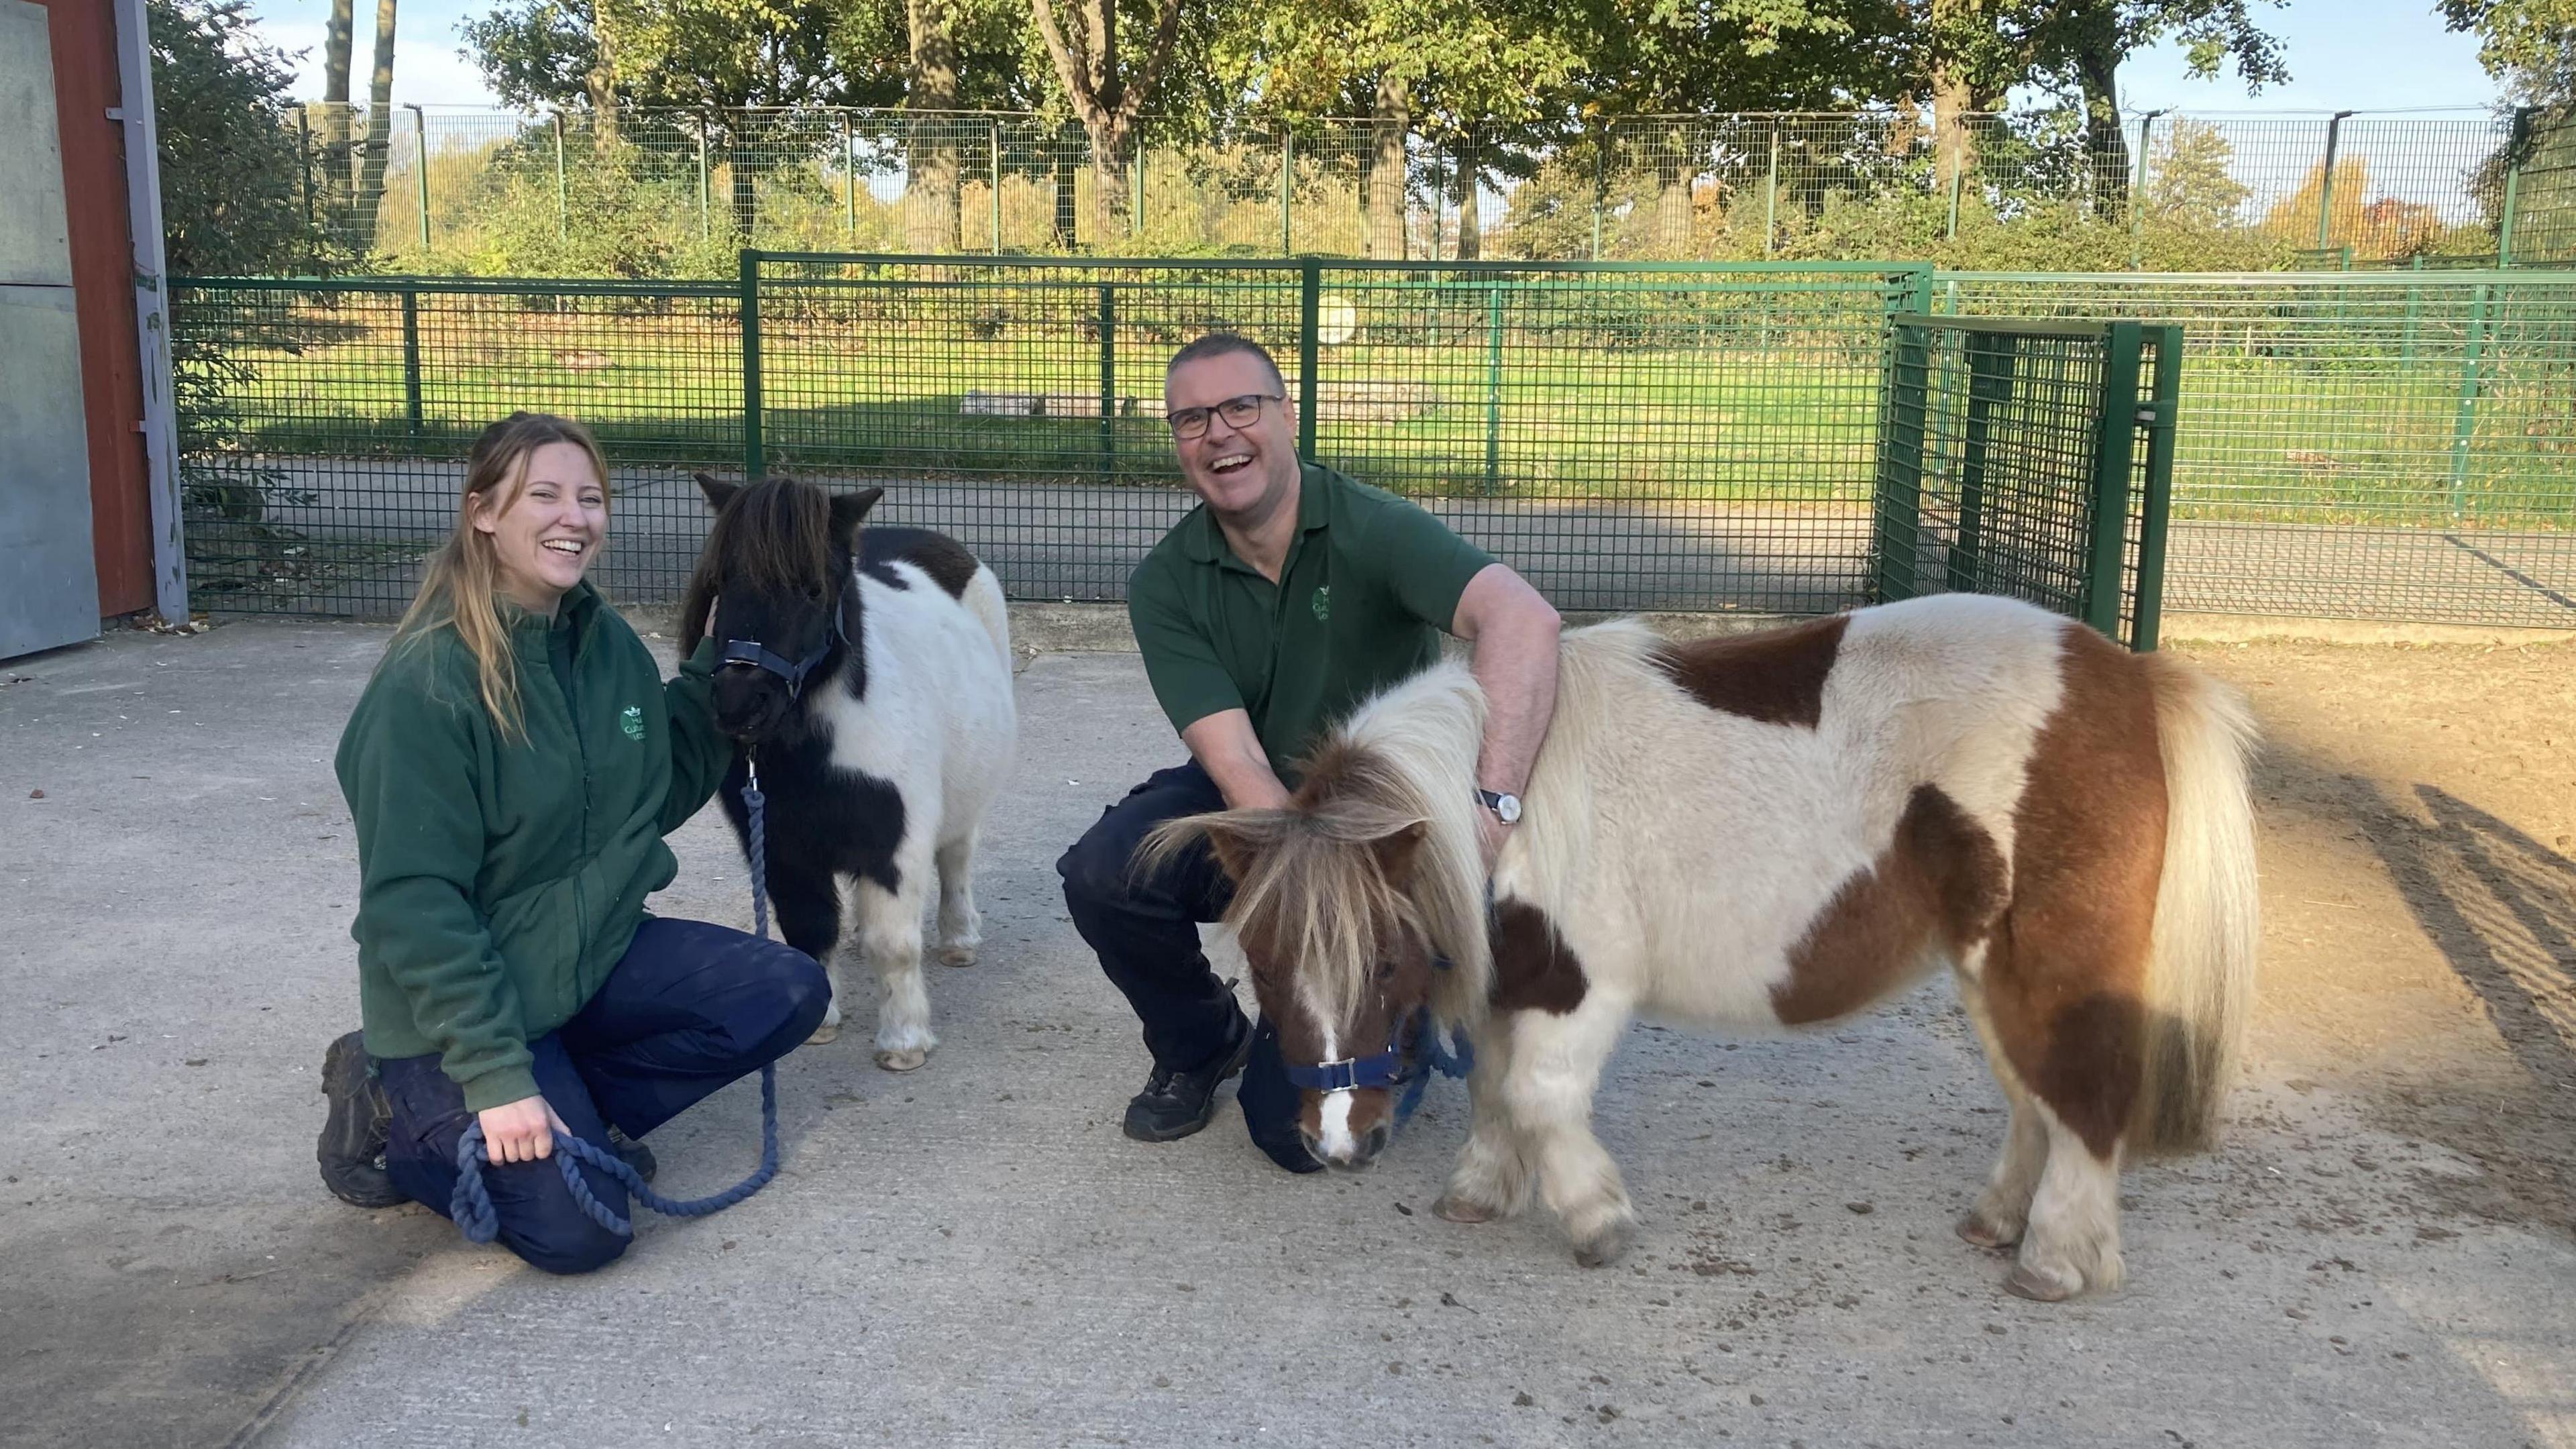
[3,617,2572,1448]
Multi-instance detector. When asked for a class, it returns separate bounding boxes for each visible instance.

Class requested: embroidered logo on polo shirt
[621,705,645,741]
[1311,586,1330,622]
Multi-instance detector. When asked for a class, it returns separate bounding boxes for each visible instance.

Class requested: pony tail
[2130,654,2262,1155]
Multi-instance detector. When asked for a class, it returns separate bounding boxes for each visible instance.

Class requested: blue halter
[718,590,852,700]
[1282,1002,1475,1098]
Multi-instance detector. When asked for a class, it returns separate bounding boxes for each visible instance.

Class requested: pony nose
[1301,1123,1390,1171]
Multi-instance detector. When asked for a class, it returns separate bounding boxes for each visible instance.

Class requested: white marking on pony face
[1312,1022,1360,1163]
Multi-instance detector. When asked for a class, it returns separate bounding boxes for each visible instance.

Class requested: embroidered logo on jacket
[1311,586,1330,622]
[621,705,645,741]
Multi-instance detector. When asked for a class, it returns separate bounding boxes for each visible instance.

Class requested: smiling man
[1055,333,1561,1171]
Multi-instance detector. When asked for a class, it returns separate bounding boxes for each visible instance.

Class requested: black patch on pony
[1490,898,1587,1014]
[686,472,986,965]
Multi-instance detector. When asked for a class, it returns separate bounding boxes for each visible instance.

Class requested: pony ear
[1370,820,1432,888]
[828,486,885,549]
[694,472,740,511]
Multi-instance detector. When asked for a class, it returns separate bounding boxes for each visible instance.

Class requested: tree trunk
[587,0,620,152]
[355,0,398,248]
[321,0,354,218]
[1655,128,1693,256]
[905,0,962,252]
[1363,72,1408,260]
[1933,68,1978,189]
[1454,136,1481,260]
[1027,0,1181,247]
[2076,42,2129,219]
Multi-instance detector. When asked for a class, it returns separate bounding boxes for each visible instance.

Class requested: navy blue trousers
[380,916,830,1274]
[1056,761,1319,1174]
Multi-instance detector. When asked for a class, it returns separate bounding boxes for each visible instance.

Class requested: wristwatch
[1477,788,1522,825]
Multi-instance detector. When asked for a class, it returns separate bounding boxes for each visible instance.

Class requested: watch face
[1493,792,1521,824]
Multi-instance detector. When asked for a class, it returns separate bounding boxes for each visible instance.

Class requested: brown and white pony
[1153,593,2259,1300]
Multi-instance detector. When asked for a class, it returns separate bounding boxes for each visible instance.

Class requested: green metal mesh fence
[171,257,2570,629]
[1874,317,2178,649]
[1937,271,2576,627]
[278,105,2565,275]
[172,258,1928,616]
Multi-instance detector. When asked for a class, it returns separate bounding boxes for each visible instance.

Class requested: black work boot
[607,1126,657,1183]
[1122,1014,1254,1143]
[316,1031,405,1208]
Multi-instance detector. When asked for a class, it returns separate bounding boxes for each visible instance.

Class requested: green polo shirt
[1128,464,1495,776]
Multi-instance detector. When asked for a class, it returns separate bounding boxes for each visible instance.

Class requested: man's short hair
[1167,332,1286,392]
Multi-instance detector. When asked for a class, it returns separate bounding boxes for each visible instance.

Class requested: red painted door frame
[38,0,154,619]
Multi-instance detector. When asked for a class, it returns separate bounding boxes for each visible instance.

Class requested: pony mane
[1145,661,1494,1028]
[679,476,837,655]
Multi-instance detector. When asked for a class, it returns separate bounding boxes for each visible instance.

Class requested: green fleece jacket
[335,582,732,1111]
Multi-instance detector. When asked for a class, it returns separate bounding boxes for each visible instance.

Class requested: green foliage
[150,0,342,276]
[2440,0,2576,104]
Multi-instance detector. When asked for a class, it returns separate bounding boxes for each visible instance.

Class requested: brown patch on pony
[1490,899,1587,1014]
[1773,784,2006,1026]
[863,527,980,599]
[1652,615,1848,729]
[1978,624,2168,1161]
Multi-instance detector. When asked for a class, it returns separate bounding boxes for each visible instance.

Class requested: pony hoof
[1572,1222,1631,1269]
[805,1020,842,1046]
[2004,1263,2083,1302]
[937,945,977,969]
[875,1047,929,1073]
[1432,1193,1501,1224]
[1956,1212,2022,1250]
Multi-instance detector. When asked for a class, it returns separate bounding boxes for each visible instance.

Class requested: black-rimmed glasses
[1167,392,1282,440]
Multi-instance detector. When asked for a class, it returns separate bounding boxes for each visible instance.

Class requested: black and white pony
[681,475,1017,1071]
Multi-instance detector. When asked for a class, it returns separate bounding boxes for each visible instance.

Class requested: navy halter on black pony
[718,588,854,700]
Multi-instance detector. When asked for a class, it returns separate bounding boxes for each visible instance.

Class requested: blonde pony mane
[1144,663,1495,1028]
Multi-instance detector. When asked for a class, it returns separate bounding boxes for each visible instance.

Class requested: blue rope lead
[449,757,786,1244]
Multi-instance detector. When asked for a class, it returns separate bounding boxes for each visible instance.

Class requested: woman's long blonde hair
[392,412,611,741]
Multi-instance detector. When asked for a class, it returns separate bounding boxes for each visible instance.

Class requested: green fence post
[2128,110,2160,270]
[2131,325,2184,653]
[1591,128,1606,260]
[1872,315,1930,604]
[1945,150,1963,243]
[297,111,314,227]
[2500,107,2534,268]
[1483,284,1505,496]
[2402,254,2423,365]
[400,284,423,437]
[2315,111,2352,252]
[1097,283,1117,478]
[2447,281,2492,521]
[843,113,857,235]
[989,121,1004,253]
[1297,259,1320,463]
[552,113,568,239]
[2084,322,2145,641]
[1130,151,1144,239]
[409,105,431,251]
[739,250,764,481]
[697,121,712,239]
[1764,128,1780,258]
[1280,129,1294,255]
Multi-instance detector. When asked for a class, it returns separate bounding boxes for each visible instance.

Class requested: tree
[466,0,903,236]
[152,0,339,274]
[1986,1,2287,216]
[2439,0,2576,103]
[1026,0,1185,239]
[2139,116,2247,229]
[321,0,356,217]
[354,0,400,246]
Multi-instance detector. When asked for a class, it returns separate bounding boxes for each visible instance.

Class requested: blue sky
[243,0,2503,114]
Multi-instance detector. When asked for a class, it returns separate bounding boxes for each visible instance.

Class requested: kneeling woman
[317,412,828,1273]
